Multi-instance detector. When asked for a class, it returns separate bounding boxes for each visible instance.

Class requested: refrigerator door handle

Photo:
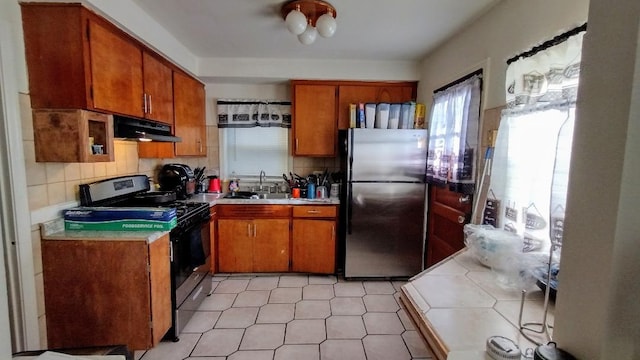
[346,182,353,234]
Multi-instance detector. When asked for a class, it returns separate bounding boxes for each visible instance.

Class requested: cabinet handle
[148,94,152,115]
[457,215,466,224]
[307,210,320,214]
[247,223,251,237]
[142,93,148,114]
[295,138,299,151]
[458,195,470,203]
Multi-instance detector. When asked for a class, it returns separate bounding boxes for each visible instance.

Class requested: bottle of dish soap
[229,171,239,193]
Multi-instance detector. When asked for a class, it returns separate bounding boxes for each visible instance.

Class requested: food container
[375,103,390,129]
[365,103,376,128]
[389,104,401,129]
[316,185,327,199]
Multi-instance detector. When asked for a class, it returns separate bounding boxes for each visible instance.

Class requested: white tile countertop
[399,250,554,360]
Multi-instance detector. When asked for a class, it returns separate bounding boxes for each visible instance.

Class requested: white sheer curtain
[426,74,481,194]
[487,31,584,249]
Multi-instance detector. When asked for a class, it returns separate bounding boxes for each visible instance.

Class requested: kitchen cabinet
[291,83,338,157]
[88,18,144,117]
[22,4,137,117]
[292,205,337,274]
[41,234,171,350]
[209,205,218,274]
[174,71,207,156]
[142,52,174,125]
[32,109,114,162]
[217,205,290,272]
[290,80,417,157]
[337,83,417,129]
[138,71,206,158]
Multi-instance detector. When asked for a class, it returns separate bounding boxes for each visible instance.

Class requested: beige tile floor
[136,274,433,360]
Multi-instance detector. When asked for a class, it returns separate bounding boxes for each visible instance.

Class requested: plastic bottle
[307,182,316,199]
[229,171,239,193]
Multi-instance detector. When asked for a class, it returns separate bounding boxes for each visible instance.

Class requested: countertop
[188,192,340,206]
[40,193,339,241]
[399,250,554,360]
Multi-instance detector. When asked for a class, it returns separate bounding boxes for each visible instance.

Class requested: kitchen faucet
[259,170,266,190]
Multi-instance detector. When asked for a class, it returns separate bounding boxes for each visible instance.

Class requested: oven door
[170,217,211,337]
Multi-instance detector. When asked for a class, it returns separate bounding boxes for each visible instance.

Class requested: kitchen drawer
[217,205,290,218]
[292,205,337,218]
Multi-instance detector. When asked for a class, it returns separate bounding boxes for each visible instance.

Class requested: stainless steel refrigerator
[339,128,428,278]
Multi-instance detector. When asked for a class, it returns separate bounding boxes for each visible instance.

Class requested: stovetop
[115,197,210,230]
[78,175,210,232]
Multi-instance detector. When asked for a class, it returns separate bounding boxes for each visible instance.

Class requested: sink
[255,192,290,199]
[223,191,258,199]
[223,191,290,200]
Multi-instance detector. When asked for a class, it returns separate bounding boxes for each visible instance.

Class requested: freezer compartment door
[345,182,426,278]
[349,129,428,182]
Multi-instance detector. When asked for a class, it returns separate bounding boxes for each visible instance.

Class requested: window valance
[217,99,291,128]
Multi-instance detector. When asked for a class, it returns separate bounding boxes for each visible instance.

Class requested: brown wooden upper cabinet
[174,71,206,157]
[292,82,338,157]
[290,80,417,157]
[21,3,173,125]
[137,71,206,159]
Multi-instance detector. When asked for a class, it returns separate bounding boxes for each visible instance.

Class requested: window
[220,127,289,178]
[426,71,482,194]
[216,99,292,179]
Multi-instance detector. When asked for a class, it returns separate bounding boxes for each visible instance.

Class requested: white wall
[198,58,420,83]
[553,0,640,357]
[417,0,589,111]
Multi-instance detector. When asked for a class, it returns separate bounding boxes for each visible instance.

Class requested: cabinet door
[253,219,290,272]
[337,84,416,129]
[218,219,254,272]
[293,84,337,156]
[143,52,174,124]
[209,206,217,274]
[426,185,471,267]
[42,239,154,350]
[148,235,172,345]
[292,219,336,274]
[89,20,143,117]
[174,71,206,156]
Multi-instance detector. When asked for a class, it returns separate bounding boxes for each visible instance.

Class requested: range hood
[113,116,182,142]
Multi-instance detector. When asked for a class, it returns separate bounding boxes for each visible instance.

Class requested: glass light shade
[316,13,337,38]
[285,9,307,35]
[297,25,317,45]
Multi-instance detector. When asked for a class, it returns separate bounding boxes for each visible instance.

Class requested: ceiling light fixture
[281,0,337,45]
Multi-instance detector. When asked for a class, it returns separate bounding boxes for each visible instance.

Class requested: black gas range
[78,174,212,342]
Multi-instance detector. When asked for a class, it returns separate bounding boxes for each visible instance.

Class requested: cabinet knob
[458,195,470,203]
[457,215,466,224]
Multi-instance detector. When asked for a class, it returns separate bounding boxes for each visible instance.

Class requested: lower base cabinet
[42,234,171,351]
[218,219,290,272]
[292,219,336,273]
[214,204,337,274]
